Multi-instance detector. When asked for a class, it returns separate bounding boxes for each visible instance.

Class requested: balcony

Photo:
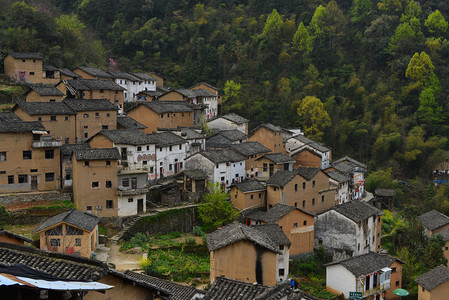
[360,282,390,298]
[32,137,63,148]
[117,165,148,175]
[117,186,148,196]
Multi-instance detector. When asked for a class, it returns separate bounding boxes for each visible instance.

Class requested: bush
[185,237,196,245]
[193,226,205,237]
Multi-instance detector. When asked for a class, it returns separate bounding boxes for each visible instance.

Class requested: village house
[181,169,208,202]
[162,127,206,157]
[190,82,222,115]
[206,129,248,149]
[177,88,219,120]
[157,89,211,123]
[229,142,271,177]
[116,115,147,131]
[328,156,367,200]
[41,65,61,84]
[72,148,120,217]
[0,228,33,246]
[13,102,77,144]
[185,148,246,189]
[63,98,118,142]
[108,71,142,102]
[136,89,163,102]
[0,121,61,194]
[373,189,396,210]
[315,200,383,260]
[416,265,449,300]
[286,134,332,170]
[244,203,315,258]
[255,153,295,179]
[127,101,194,134]
[207,222,290,286]
[436,229,449,263]
[418,210,449,237]
[24,83,65,102]
[266,168,335,214]
[57,79,125,114]
[130,72,157,92]
[230,179,266,211]
[326,170,350,205]
[249,123,286,154]
[325,252,403,300]
[36,208,99,258]
[151,131,187,179]
[72,66,115,80]
[59,68,81,80]
[4,52,44,83]
[60,143,91,191]
[207,113,249,135]
[149,72,165,87]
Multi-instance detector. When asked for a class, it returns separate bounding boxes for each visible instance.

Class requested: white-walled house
[151,131,187,179]
[288,135,332,170]
[130,72,157,93]
[185,148,246,189]
[108,71,141,103]
[164,128,206,157]
[208,113,249,135]
[330,156,367,200]
[326,170,350,205]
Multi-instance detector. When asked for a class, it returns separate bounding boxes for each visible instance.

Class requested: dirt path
[107,243,143,272]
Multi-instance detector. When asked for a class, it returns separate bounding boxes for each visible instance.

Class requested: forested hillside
[2,0,449,180]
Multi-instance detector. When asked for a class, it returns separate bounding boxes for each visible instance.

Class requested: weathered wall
[74,110,117,142]
[277,210,314,256]
[4,56,43,83]
[25,90,64,102]
[249,127,285,154]
[292,149,321,169]
[386,260,403,300]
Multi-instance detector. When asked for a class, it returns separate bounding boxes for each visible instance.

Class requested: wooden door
[137,199,144,213]
[31,175,38,191]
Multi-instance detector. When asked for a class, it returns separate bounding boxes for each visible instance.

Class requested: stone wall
[0,192,71,205]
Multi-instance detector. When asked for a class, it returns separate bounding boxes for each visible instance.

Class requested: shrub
[185,237,196,245]
[193,226,205,237]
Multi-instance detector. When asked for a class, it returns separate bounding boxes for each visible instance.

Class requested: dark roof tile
[130,72,157,81]
[230,142,271,156]
[63,99,118,111]
[266,170,297,187]
[251,224,291,246]
[221,113,249,124]
[37,208,99,232]
[231,180,266,193]
[0,121,46,133]
[326,252,400,277]
[182,169,208,180]
[8,52,43,59]
[138,101,193,113]
[59,68,81,78]
[416,265,449,291]
[75,66,114,79]
[117,115,147,129]
[26,84,65,96]
[203,276,269,300]
[93,129,155,146]
[73,148,120,161]
[60,143,90,156]
[197,148,246,164]
[0,112,21,123]
[150,131,186,147]
[15,102,75,115]
[330,201,383,223]
[418,210,449,231]
[65,79,125,91]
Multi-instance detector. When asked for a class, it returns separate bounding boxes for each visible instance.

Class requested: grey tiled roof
[333,156,367,170]
[251,123,283,134]
[290,134,314,144]
[60,143,90,156]
[0,112,21,123]
[58,68,81,78]
[8,52,43,59]
[42,65,59,71]
[198,148,246,164]
[259,203,313,223]
[331,162,353,174]
[15,102,76,115]
[251,224,291,246]
[176,88,217,98]
[418,210,449,231]
[190,82,218,91]
[416,265,449,291]
[117,115,147,129]
[94,129,154,146]
[266,170,297,187]
[37,208,99,232]
[65,79,125,91]
[73,148,120,161]
[203,276,269,300]
[296,167,320,181]
[230,142,271,156]
[0,242,107,281]
[0,121,46,133]
[151,131,186,147]
[326,252,399,277]
[107,71,140,81]
[257,153,294,164]
[27,84,65,96]
[124,271,205,300]
[180,128,205,139]
[221,113,248,124]
[214,129,247,141]
[290,147,322,158]
[326,170,350,183]
[138,90,163,97]
[231,180,266,193]
[139,101,193,113]
[75,66,114,79]
[374,189,396,197]
[63,98,118,111]
[130,72,157,81]
[330,200,383,223]
[206,222,280,253]
[183,169,208,180]
[436,228,449,242]
[0,229,33,244]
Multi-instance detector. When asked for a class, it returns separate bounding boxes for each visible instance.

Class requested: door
[137,199,144,214]
[160,167,164,178]
[131,177,137,189]
[31,176,38,191]
[269,164,274,177]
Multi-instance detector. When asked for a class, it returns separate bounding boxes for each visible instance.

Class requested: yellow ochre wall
[4,55,43,83]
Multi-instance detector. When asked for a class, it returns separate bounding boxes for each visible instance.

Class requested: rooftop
[58,68,81,78]
[418,210,449,231]
[138,101,194,113]
[176,88,217,98]
[73,148,120,161]
[8,52,43,59]
[220,113,249,124]
[333,156,367,171]
[0,229,33,244]
[151,131,186,147]
[182,169,208,180]
[93,129,155,146]
[374,189,396,197]
[203,276,268,300]
[60,143,91,156]
[74,66,114,79]
[63,98,118,111]
[197,148,246,164]
[0,121,46,133]
[251,224,291,247]
[15,102,76,116]
[230,141,271,156]
[130,72,157,81]
[329,201,383,223]
[179,128,205,140]
[326,252,400,277]
[213,129,247,141]
[231,180,266,193]
[296,167,320,181]
[255,203,313,223]
[266,170,297,187]
[64,79,125,91]
[37,208,99,232]
[256,153,295,164]
[26,84,65,96]
[117,115,147,130]
[415,265,449,291]
[326,170,350,183]
[0,112,21,123]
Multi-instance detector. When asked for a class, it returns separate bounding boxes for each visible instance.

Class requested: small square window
[50,116,56,121]
[137,146,142,151]
[102,125,109,130]
[18,174,28,183]
[294,202,297,207]
[75,238,81,246]
[146,146,150,150]
[302,200,305,208]
[122,178,129,187]
[84,132,88,138]
[83,114,89,118]
[295,184,298,191]
[45,150,54,159]
[84,161,89,166]
[50,239,60,246]
[38,117,42,121]
[30,169,38,173]
[279,269,285,276]
[396,281,400,287]
[8,175,14,184]
[84,126,88,129]
[29,71,35,75]
[0,152,6,161]
[128,198,133,203]
[279,245,284,250]
[106,113,111,117]
[106,161,111,166]
[65,137,69,144]
[92,181,99,188]
[106,200,113,209]
[95,112,99,117]
[45,173,54,182]
[106,180,112,188]
[23,151,32,160]
[100,89,104,93]
[312,198,315,205]
[259,193,261,198]
[87,206,92,211]
[293,223,298,228]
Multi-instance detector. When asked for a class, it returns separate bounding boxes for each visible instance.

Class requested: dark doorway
[137,199,144,213]
[31,176,38,191]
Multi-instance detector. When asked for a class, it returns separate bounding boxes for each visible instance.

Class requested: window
[106,113,111,117]
[84,132,88,139]
[29,72,35,75]
[312,198,315,205]
[294,202,297,207]
[169,164,172,171]
[312,180,315,187]
[106,180,112,188]
[273,187,277,191]
[106,200,113,209]
[446,247,449,250]
[179,145,182,150]
[137,146,142,151]
[102,125,109,130]
[0,152,6,161]
[45,150,54,159]
[295,184,298,192]
[83,114,89,118]
[279,245,284,250]
[303,182,306,189]
[84,161,89,166]
[396,281,400,287]
[75,238,81,246]
[128,198,133,203]
[358,243,361,251]
[66,225,83,235]
[161,114,163,118]
[50,239,60,246]
[65,137,69,144]
[45,173,54,182]
[303,220,307,226]
[100,89,104,93]
[169,146,172,151]
[122,178,129,187]
[18,174,28,183]
[302,200,305,208]
[92,182,99,188]
[8,175,14,184]
[0,171,4,174]
[167,113,170,118]
[87,206,92,212]
[279,269,285,276]
[293,223,298,228]
[50,116,56,121]
[321,195,325,202]
[95,112,99,117]
[106,161,111,166]
[23,151,32,160]
[38,117,42,121]
[391,267,397,273]
[84,126,88,129]
[259,193,261,198]
[250,195,254,200]
[216,164,219,169]
[263,163,267,172]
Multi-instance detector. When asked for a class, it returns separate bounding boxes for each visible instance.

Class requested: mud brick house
[117,115,147,131]
[249,124,286,154]
[36,208,99,258]
[62,98,118,142]
[72,66,115,80]
[41,65,61,84]
[60,143,91,191]
[0,228,32,246]
[149,72,165,87]
[418,210,449,237]
[255,153,295,180]
[286,134,332,170]
[150,131,187,179]
[230,180,266,210]
[206,129,248,149]
[59,68,81,80]
[72,148,120,217]
[24,83,65,102]
[0,121,61,194]
[229,142,271,178]
[315,200,383,260]
[266,167,334,214]
[13,102,77,144]
[325,252,403,300]
[416,265,449,300]
[207,222,290,286]
[127,101,194,134]
[207,113,249,135]
[190,82,222,116]
[4,52,44,83]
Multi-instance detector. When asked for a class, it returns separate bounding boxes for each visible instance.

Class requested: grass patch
[299,281,337,299]
[28,200,74,211]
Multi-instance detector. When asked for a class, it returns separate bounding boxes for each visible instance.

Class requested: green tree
[292,22,313,59]
[297,96,331,142]
[424,10,449,37]
[197,183,238,227]
[400,0,422,23]
[351,0,373,24]
[405,52,435,83]
[223,80,244,114]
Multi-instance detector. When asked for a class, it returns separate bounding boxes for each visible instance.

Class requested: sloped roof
[182,169,208,180]
[37,208,99,232]
[179,128,204,139]
[73,148,120,161]
[326,252,400,277]
[330,200,383,223]
[203,276,269,300]
[107,71,140,81]
[331,161,354,174]
[93,129,154,146]
[416,265,449,291]
[296,167,320,181]
[375,189,396,197]
[8,52,43,59]
[260,203,313,223]
[42,65,59,71]
[290,134,314,144]
[58,68,81,78]
[266,170,297,187]
[251,224,291,246]
[117,115,146,130]
[0,121,46,133]
[151,131,186,147]
[326,170,350,183]
[333,156,367,169]
[176,88,217,98]
[63,98,118,111]
[60,143,90,156]
[256,153,294,164]
[75,66,114,79]
[124,271,205,300]
[198,148,246,164]
[0,112,21,123]
[230,142,271,156]
[130,72,157,81]
[26,84,65,96]
[214,129,247,141]
[15,102,76,116]
[139,101,193,113]
[206,222,280,253]
[251,123,283,134]
[65,79,125,91]
[0,229,32,244]
[231,180,266,193]
[220,113,248,124]
[418,210,449,231]
[436,228,449,242]
[138,90,163,97]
